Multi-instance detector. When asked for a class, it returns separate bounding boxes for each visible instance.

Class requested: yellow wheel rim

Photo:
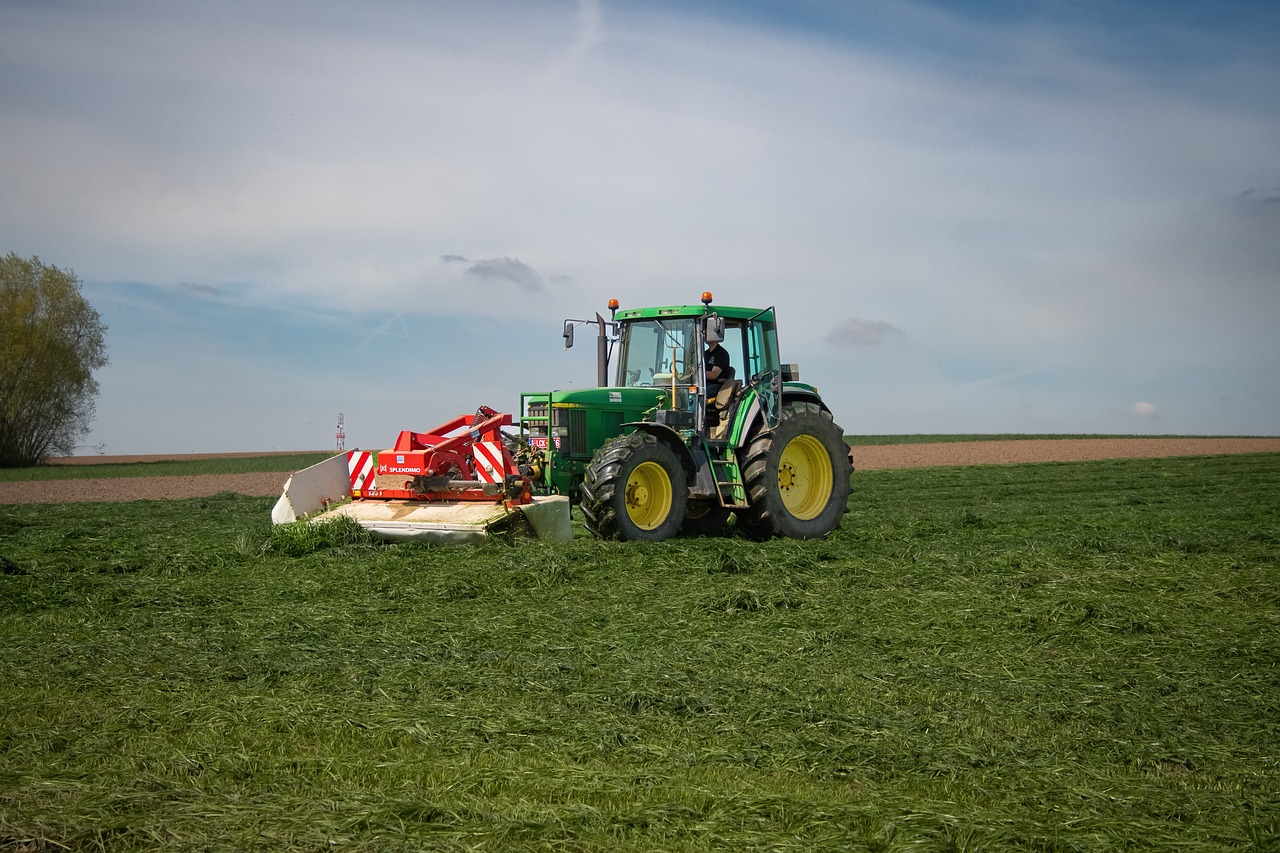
[624,460,673,531]
[777,435,833,521]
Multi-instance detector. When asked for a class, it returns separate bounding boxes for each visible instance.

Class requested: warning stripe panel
[348,450,375,494]
[472,441,505,483]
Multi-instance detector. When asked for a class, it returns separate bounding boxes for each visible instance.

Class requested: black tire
[580,431,688,541]
[681,501,733,537]
[735,402,852,540]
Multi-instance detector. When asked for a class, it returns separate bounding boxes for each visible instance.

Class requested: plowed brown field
[2,438,1277,505]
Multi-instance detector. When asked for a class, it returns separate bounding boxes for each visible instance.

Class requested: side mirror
[562,322,574,349]
[705,314,725,343]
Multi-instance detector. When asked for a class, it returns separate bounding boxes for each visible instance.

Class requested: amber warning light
[607,298,619,310]
[701,291,713,305]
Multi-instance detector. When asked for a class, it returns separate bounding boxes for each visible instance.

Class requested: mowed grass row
[1,453,1277,851]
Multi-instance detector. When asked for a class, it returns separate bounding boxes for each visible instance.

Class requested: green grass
[1,454,1278,851]
[0,453,336,482]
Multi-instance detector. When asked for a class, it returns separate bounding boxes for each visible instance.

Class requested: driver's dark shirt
[704,344,730,393]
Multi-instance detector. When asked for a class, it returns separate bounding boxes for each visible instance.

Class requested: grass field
[1,453,1278,851]
[0,453,336,483]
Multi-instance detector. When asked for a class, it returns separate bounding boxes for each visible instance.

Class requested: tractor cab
[609,295,785,439]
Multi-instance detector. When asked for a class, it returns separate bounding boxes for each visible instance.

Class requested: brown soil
[848,437,1280,470]
[0,472,307,505]
[2,438,1278,505]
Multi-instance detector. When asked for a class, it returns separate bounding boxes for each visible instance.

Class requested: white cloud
[177,282,222,299]
[827,317,905,348]
[464,257,546,292]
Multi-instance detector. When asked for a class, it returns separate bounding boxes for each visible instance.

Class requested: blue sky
[2,0,1277,454]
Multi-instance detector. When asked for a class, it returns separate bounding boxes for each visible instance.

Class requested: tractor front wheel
[737,402,852,540]
[580,431,688,541]
[681,501,732,537]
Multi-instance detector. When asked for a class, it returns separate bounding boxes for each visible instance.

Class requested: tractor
[518,293,852,540]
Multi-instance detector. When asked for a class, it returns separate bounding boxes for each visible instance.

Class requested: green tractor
[518,293,853,541]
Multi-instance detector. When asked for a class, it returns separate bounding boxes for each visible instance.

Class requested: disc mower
[271,406,571,543]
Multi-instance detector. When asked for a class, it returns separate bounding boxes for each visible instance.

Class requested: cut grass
[1,453,1277,850]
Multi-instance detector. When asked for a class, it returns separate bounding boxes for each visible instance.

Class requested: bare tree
[0,253,108,466]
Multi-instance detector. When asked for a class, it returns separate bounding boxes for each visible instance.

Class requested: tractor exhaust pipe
[595,312,609,387]
[564,301,620,388]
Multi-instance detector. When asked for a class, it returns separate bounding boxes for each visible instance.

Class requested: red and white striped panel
[348,450,375,494]
[472,441,506,483]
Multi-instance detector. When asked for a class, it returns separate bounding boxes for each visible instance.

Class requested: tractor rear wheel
[580,431,688,540]
[736,402,851,540]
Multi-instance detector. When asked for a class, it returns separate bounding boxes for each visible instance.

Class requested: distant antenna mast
[336,413,346,451]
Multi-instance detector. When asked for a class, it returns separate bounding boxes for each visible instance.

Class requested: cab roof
[614,304,774,322]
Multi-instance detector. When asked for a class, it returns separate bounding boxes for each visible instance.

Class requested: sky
[2,0,1277,454]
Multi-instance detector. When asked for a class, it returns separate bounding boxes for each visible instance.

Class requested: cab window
[618,318,696,386]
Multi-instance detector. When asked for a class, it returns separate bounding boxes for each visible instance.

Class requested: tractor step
[710,451,748,509]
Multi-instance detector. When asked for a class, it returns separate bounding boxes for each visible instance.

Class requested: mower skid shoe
[272,454,350,524]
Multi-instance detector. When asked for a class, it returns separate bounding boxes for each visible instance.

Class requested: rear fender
[728,387,828,448]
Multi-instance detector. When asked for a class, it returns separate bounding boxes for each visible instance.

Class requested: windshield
[617,318,697,386]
